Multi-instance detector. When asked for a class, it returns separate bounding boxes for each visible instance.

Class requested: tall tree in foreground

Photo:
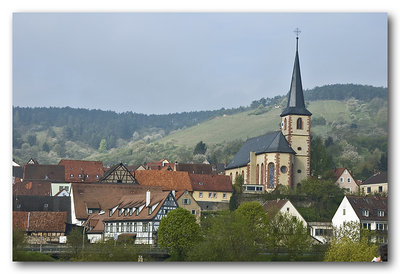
[158,208,202,261]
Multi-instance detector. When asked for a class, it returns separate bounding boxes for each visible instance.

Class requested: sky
[13,13,387,114]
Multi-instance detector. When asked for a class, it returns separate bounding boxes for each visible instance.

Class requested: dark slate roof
[346,196,388,221]
[280,41,312,117]
[23,164,65,182]
[13,195,72,223]
[225,131,295,169]
[362,172,388,185]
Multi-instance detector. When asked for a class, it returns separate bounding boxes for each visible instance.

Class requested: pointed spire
[281,29,312,117]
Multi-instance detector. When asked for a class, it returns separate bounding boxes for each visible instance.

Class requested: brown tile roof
[87,190,172,233]
[145,161,175,170]
[135,170,193,191]
[58,159,105,183]
[362,172,388,185]
[175,163,213,174]
[188,174,233,192]
[23,164,65,182]
[72,183,162,220]
[13,180,51,196]
[346,195,388,221]
[262,199,289,214]
[13,211,67,232]
[333,168,357,182]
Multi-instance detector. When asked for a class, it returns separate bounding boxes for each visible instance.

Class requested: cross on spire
[294,28,301,51]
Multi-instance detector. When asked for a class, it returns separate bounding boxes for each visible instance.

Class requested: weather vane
[294,28,301,50]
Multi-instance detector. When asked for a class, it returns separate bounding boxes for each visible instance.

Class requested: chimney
[146,190,150,207]
[249,151,257,185]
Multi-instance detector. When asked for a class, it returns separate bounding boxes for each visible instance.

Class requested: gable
[99,163,137,184]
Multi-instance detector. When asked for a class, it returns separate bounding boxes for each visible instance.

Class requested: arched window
[297,118,303,129]
[256,164,259,185]
[260,163,264,185]
[268,163,275,188]
[284,118,287,130]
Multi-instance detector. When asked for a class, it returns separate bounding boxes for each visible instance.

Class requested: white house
[332,195,388,243]
[262,199,307,227]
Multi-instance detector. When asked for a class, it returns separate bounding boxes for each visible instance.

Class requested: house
[23,163,65,183]
[188,174,233,211]
[144,159,175,171]
[331,195,388,243]
[225,36,311,192]
[333,168,359,194]
[58,159,105,183]
[13,195,72,223]
[134,170,200,220]
[262,199,307,228]
[86,190,178,244]
[70,183,162,226]
[98,163,137,184]
[360,172,388,196]
[13,211,68,244]
[308,222,333,244]
[175,190,201,223]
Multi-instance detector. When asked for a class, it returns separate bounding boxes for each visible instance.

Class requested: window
[347,178,351,183]
[286,207,290,212]
[280,166,287,173]
[378,210,385,217]
[148,207,152,215]
[256,186,263,191]
[297,147,302,151]
[78,174,82,178]
[343,208,346,215]
[70,174,74,178]
[213,193,217,198]
[247,186,255,191]
[199,192,203,198]
[379,186,383,192]
[191,210,196,215]
[208,192,212,198]
[367,187,371,193]
[268,163,275,188]
[340,177,344,183]
[362,223,371,230]
[377,223,385,230]
[142,222,148,232]
[284,118,287,130]
[134,223,137,232]
[362,210,369,217]
[223,193,227,199]
[297,169,302,173]
[297,118,303,129]
[183,198,191,205]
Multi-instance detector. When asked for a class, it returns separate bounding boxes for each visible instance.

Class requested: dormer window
[70,174,74,178]
[378,210,385,217]
[362,209,369,217]
[78,174,82,178]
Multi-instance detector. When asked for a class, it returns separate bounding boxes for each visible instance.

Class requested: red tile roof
[72,183,162,220]
[188,174,233,192]
[59,159,105,183]
[13,180,51,196]
[13,211,67,232]
[135,170,193,191]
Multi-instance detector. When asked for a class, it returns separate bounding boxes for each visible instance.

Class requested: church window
[261,163,264,184]
[297,118,303,129]
[284,118,287,130]
[268,163,275,188]
[280,166,287,173]
[297,147,302,151]
[256,164,259,185]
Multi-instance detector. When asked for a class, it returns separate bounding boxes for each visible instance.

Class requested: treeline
[13,106,246,150]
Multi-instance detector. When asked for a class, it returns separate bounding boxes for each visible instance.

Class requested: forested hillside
[13,84,387,180]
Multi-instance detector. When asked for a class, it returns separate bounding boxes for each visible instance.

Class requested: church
[225,35,312,192]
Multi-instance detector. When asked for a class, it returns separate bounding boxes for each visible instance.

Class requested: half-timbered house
[99,163,137,184]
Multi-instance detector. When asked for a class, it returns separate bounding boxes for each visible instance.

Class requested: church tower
[280,31,312,187]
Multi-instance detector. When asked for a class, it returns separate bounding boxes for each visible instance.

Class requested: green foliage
[235,202,266,243]
[229,174,244,211]
[67,227,86,258]
[310,136,332,177]
[13,251,56,261]
[324,222,378,262]
[187,211,261,261]
[158,208,202,261]
[26,134,37,146]
[193,141,207,155]
[265,212,313,261]
[98,138,108,153]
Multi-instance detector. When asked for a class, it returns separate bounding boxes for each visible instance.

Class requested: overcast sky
[13,12,387,114]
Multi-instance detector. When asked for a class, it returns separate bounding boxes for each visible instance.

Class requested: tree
[193,141,207,155]
[27,134,37,146]
[265,212,313,260]
[98,138,108,153]
[310,136,332,177]
[235,202,267,243]
[67,227,86,258]
[229,174,244,211]
[158,208,202,261]
[324,222,378,262]
[187,211,261,261]
[42,142,50,153]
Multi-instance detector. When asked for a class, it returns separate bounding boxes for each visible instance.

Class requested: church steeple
[280,30,312,117]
